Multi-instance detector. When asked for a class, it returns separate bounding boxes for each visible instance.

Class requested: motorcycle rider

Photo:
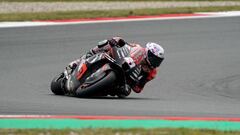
[67,37,164,97]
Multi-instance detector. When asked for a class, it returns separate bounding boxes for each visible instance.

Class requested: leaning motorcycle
[50,45,134,98]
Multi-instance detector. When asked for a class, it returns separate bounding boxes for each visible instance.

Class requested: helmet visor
[147,50,164,68]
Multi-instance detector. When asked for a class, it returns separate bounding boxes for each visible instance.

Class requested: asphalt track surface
[0,17,240,117]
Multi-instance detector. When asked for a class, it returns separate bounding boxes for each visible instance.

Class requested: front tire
[76,71,116,97]
[50,73,65,95]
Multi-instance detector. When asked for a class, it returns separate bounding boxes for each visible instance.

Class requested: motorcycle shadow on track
[86,96,161,100]
[49,93,160,100]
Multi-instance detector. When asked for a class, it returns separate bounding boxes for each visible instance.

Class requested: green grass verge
[1,0,240,2]
[1,128,240,135]
[1,6,240,21]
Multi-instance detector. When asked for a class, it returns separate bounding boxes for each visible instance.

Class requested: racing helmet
[145,42,164,68]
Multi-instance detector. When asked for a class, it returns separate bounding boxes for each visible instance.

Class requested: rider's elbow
[133,86,143,93]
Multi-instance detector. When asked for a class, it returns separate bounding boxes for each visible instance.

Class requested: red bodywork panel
[76,64,88,80]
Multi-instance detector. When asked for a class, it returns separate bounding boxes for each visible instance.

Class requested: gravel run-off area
[1,1,240,13]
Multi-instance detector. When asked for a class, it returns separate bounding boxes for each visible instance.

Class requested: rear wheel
[76,71,116,97]
[50,73,65,95]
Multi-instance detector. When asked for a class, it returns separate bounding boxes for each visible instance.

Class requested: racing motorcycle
[50,45,135,98]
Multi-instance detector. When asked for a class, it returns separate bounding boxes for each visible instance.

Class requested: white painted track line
[0,11,240,28]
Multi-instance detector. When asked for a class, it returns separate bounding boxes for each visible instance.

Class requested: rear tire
[50,73,65,95]
[76,71,116,97]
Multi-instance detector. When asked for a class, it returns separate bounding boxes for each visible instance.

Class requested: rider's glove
[108,39,118,47]
[118,39,126,47]
[108,38,126,47]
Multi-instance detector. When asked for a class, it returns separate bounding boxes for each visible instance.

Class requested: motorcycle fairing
[76,63,87,80]
[80,64,112,89]
[65,45,132,96]
[66,53,113,92]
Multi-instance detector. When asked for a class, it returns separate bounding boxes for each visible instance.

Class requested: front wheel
[76,71,116,97]
[50,73,65,95]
